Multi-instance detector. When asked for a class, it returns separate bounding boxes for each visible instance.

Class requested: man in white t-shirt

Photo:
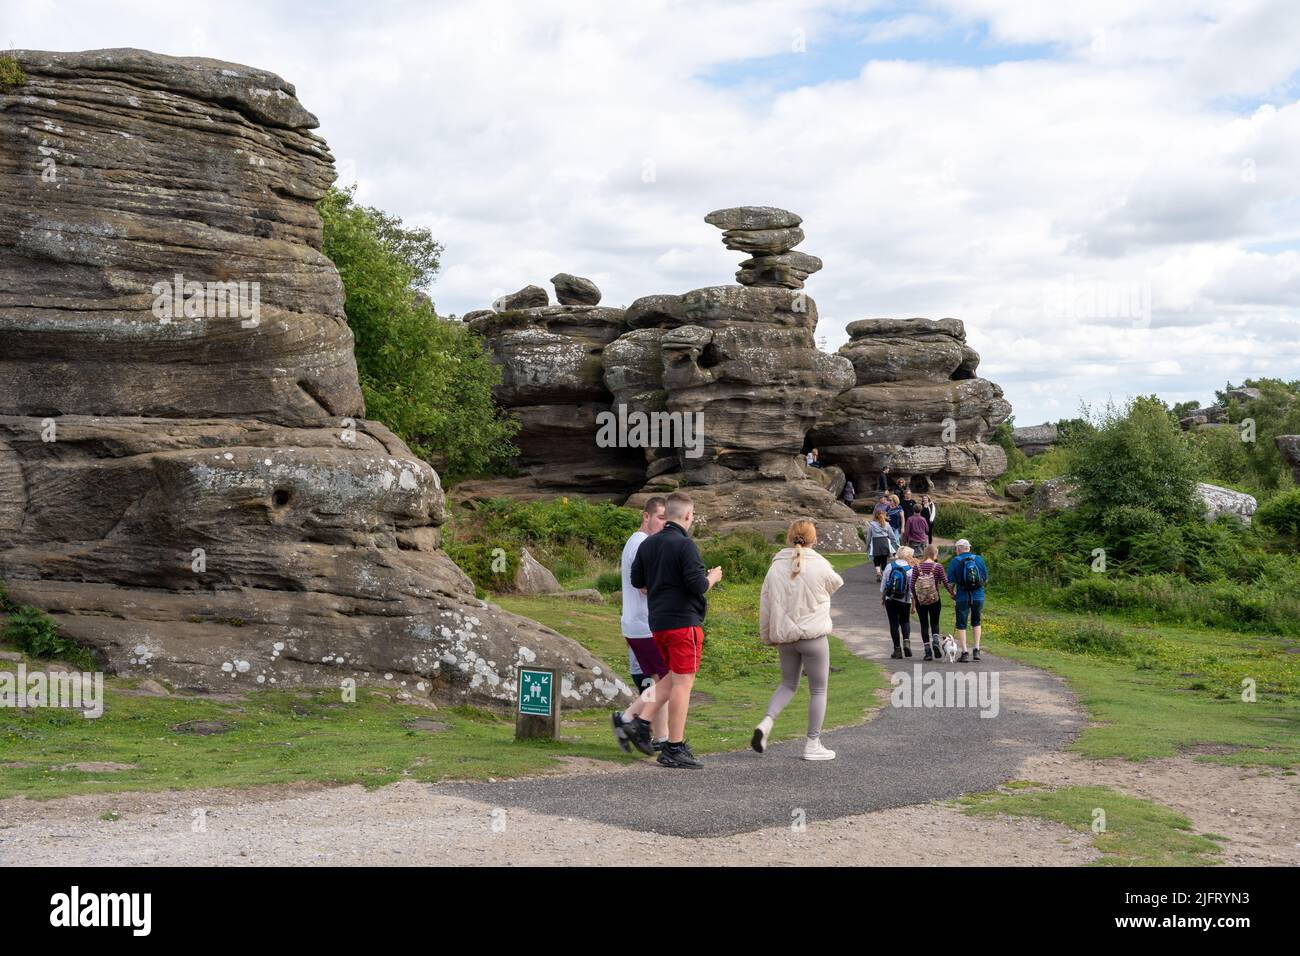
[611,496,669,755]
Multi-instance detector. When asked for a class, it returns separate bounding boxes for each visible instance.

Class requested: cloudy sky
[8,0,1300,425]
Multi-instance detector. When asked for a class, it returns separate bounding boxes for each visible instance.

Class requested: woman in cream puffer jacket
[753,520,845,761]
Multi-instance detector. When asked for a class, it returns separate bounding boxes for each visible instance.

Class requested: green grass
[0,556,888,799]
[960,784,1222,866]
[984,599,1300,767]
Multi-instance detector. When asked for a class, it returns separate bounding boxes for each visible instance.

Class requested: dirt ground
[1,750,1293,866]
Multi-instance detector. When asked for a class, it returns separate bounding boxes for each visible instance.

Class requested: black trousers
[915,600,942,642]
[884,599,911,648]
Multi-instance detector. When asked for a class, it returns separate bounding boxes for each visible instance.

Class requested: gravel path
[436,561,1084,836]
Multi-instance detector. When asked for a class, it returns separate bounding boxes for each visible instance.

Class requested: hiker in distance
[629,492,722,769]
[867,508,899,581]
[947,538,989,662]
[610,497,670,755]
[752,520,844,760]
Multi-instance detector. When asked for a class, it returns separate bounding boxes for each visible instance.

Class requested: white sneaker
[751,715,774,754]
[803,737,836,761]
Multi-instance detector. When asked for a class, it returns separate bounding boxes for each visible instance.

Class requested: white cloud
[6,0,1299,425]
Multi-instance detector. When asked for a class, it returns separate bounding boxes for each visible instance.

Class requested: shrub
[699,532,776,584]
[1067,396,1202,528]
[3,605,96,669]
[1258,489,1300,538]
[442,541,518,596]
[594,571,622,593]
[0,55,25,90]
[932,501,985,538]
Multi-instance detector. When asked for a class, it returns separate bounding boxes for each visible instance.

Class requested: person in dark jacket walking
[629,492,722,769]
[876,465,892,494]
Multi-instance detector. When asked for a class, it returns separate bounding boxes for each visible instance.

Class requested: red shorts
[652,626,704,675]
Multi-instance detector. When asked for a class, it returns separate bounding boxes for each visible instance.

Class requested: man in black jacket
[629,491,722,769]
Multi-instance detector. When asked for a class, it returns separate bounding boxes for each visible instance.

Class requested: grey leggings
[764,636,830,740]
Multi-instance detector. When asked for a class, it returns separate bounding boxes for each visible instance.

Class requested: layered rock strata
[0,49,627,707]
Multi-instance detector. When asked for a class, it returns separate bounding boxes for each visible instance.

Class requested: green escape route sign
[517,668,553,716]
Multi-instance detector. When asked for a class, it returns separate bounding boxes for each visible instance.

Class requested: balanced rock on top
[551,272,602,306]
[705,206,822,289]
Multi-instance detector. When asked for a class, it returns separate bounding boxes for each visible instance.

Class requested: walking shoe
[657,741,704,769]
[803,738,836,761]
[751,715,774,754]
[972,647,981,662]
[903,639,913,658]
[653,738,667,752]
[890,647,903,659]
[922,647,934,661]
[610,711,631,753]
[958,650,970,663]
[624,716,655,756]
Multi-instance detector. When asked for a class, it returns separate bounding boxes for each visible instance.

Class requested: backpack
[883,563,910,602]
[957,555,987,593]
[914,567,940,606]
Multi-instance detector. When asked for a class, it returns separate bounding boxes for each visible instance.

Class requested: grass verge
[0,556,887,799]
[959,783,1223,866]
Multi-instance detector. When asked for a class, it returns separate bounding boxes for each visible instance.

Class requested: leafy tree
[1066,396,1202,533]
[319,186,517,481]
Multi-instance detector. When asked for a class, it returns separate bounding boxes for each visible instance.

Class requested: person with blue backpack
[946,538,988,663]
[879,545,916,659]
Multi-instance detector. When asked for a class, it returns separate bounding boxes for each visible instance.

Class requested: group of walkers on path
[609,486,988,770]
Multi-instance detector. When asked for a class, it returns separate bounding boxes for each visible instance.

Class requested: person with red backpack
[879,546,916,659]
[911,543,955,661]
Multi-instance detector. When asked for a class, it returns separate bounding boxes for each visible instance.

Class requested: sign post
[515,666,560,740]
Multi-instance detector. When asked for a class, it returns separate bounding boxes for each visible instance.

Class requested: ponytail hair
[785,520,818,577]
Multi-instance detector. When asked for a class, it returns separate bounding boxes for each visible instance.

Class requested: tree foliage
[319,186,517,481]
[1065,396,1202,532]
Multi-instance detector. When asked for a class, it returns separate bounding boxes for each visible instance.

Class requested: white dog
[940,634,959,663]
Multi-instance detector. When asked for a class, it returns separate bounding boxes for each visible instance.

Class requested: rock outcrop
[458,303,645,501]
[462,207,1020,549]
[1012,423,1058,457]
[0,49,628,708]
[810,318,1011,496]
[705,206,822,290]
[1278,436,1300,483]
[608,211,865,551]
[1197,483,1256,525]
[1179,387,1263,431]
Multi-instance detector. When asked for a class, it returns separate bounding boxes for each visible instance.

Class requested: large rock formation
[811,318,1012,496]
[457,291,645,502]
[462,207,1022,549]
[606,211,864,551]
[0,49,628,708]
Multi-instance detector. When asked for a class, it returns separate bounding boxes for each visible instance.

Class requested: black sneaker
[972,648,982,662]
[657,742,704,769]
[624,716,655,756]
[653,738,666,753]
[610,712,631,753]
[958,650,970,663]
